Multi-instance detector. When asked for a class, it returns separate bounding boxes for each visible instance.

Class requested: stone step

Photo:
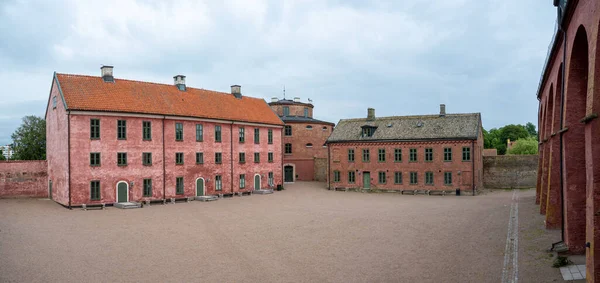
[254,189,274,195]
[114,202,142,209]
[195,196,219,202]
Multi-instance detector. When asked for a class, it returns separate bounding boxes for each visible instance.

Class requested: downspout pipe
[327,144,331,190]
[558,25,567,243]
[472,140,475,196]
[68,110,71,209]
[163,116,166,202]
[230,123,234,193]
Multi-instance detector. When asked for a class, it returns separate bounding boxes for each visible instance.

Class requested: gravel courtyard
[1,182,562,283]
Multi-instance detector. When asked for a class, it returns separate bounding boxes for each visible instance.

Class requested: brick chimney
[231,85,242,99]
[440,104,446,117]
[101,65,114,82]
[367,108,375,121]
[174,75,186,91]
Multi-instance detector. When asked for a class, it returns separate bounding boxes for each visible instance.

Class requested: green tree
[483,124,532,155]
[508,137,539,155]
[0,149,5,161]
[525,122,537,138]
[11,116,46,160]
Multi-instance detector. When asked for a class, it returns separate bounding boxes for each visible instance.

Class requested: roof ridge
[340,112,480,122]
[55,73,264,102]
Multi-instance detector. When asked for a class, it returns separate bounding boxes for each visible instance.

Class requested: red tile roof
[55,73,283,126]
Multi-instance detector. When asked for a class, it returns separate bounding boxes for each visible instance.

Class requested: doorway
[254,174,261,190]
[196,178,205,196]
[284,165,294,182]
[48,180,52,200]
[116,181,128,203]
[363,172,371,189]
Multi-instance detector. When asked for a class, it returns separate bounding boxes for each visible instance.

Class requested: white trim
[233,121,284,129]
[195,177,205,196]
[253,174,261,190]
[70,111,163,119]
[283,163,295,183]
[115,181,129,203]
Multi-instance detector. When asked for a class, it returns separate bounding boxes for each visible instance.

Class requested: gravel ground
[0,182,563,283]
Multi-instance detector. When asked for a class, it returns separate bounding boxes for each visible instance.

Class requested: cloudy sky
[0,0,557,145]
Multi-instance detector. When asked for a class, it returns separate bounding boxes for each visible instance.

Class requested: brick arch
[545,65,563,229]
[563,25,588,253]
[540,85,554,215]
[536,98,547,204]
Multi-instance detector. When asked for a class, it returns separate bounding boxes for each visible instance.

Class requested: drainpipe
[558,27,567,243]
[67,110,71,209]
[162,116,166,202]
[327,143,331,190]
[230,122,234,194]
[472,140,475,196]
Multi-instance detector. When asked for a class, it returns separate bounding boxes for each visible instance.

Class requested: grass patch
[552,256,572,268]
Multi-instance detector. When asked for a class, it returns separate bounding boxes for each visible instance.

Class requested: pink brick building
[268,97,334,182]
[45,66,283,208]
[325,106,483,193]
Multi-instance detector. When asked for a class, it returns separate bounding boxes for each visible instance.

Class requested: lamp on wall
[130,181,134,188]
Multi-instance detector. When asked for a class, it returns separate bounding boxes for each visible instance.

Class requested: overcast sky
[0,0,557,145]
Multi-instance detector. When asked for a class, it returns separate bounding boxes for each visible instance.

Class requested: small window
[306,125,313,129]
[306,143,313,148]
[425,148,433,162]
[394,172,402,184]
[196,152,204,164]
[176,177,184,195]
[462,147,471,161]
[362,149,370,162]
[215,175,222,191]
[304,107,308,117]
[425,172,434,185]
[175,123,183,141]
[348,171,356,183]
[378,172,386,184]
[90,152,100,166]
[143,179,152,197]
[117,152,127,166]
[361,126,376,137]
[283,106,290,116]
[52,96,57,109]
[268,152,273,163]
[333,171,340,182]
[394,148,402,162]
[378,149,386,162]
[410,172,418,185]
[239,174,246,189]
[176,152,184,165]
[117,120,127,140]
[409,148,417,162]
[254,128,260,144]
[444,172,453,185]
[215,152,222,164]
[254,152,260,163]
[268,172,274,186]
[444,148,452,162]
[285,143,292,154]
[215,125,222,142]
[90,119,100,139]
[196,124,203,142]
[322,126,327,131]
[239,152,246,163]
[143,152,152,166]
[90,180,101,200]
[143,121,152,140]
[239,127,245,143]
[268,129,273,144]
[348,149,355,162]
[284,125,292,136]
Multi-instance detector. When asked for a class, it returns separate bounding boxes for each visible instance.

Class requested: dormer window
[361,125,377,137]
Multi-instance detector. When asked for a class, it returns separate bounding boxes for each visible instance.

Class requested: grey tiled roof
[326,113,481,143]
[280,115,334,125]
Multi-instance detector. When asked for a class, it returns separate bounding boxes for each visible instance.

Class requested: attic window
[306,143,313,148]
[306,125,313,129]
[52,96,57,109]
[361,125,377,137]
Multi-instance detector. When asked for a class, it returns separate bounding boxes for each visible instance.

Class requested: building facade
[46,66,283,208]
[535,0,600,280]
[268,97,334,182]
[0,145,14,159]
[325,106,483,193]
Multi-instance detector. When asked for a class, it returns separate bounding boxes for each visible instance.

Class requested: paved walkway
[0,183,562,282]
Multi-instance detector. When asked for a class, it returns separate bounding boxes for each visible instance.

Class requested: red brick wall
[45,77,69,205]
[0,160,48,198]
[283,122,333,180]
[328,140,482,191]
[66,113,283,205]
